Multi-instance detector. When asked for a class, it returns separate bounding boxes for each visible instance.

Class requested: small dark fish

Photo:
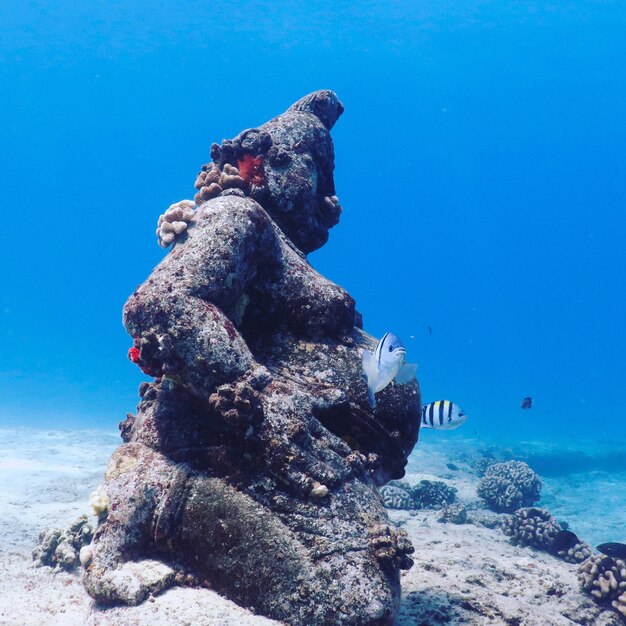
[446,463,459,471]
[427,326,433,335]
[597,542,626,559]
[550,530,579,553]
[599,557,617,573]
[520,396,533,410]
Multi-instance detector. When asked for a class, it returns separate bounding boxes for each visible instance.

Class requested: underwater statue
[83,90,421,626]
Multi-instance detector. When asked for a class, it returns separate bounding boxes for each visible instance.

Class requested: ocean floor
[1,427,625,625]
[414,431,626,548]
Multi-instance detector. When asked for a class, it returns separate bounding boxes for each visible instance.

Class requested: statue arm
[123,197,277,398]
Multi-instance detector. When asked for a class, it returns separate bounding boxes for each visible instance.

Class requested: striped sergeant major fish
[361,332,417,408]
[421,401,468,430]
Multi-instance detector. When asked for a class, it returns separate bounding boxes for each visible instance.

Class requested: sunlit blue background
[1,1,625,442]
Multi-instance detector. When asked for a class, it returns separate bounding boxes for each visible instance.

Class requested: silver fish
[421,400,468,430]
[362,332,417,408]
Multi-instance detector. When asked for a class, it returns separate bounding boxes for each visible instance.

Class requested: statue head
[209,90,344,254]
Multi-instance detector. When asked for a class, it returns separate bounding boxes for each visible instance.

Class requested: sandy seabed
[0,427,623,626]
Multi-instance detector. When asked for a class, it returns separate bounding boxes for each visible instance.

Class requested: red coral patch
[237,154,264,186]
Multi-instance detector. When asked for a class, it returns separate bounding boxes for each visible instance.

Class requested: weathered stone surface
[83,91,421,625]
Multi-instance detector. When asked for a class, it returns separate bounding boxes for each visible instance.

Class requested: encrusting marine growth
[82,91,422,626]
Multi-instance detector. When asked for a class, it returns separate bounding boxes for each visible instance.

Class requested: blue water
[1,2,626,542]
